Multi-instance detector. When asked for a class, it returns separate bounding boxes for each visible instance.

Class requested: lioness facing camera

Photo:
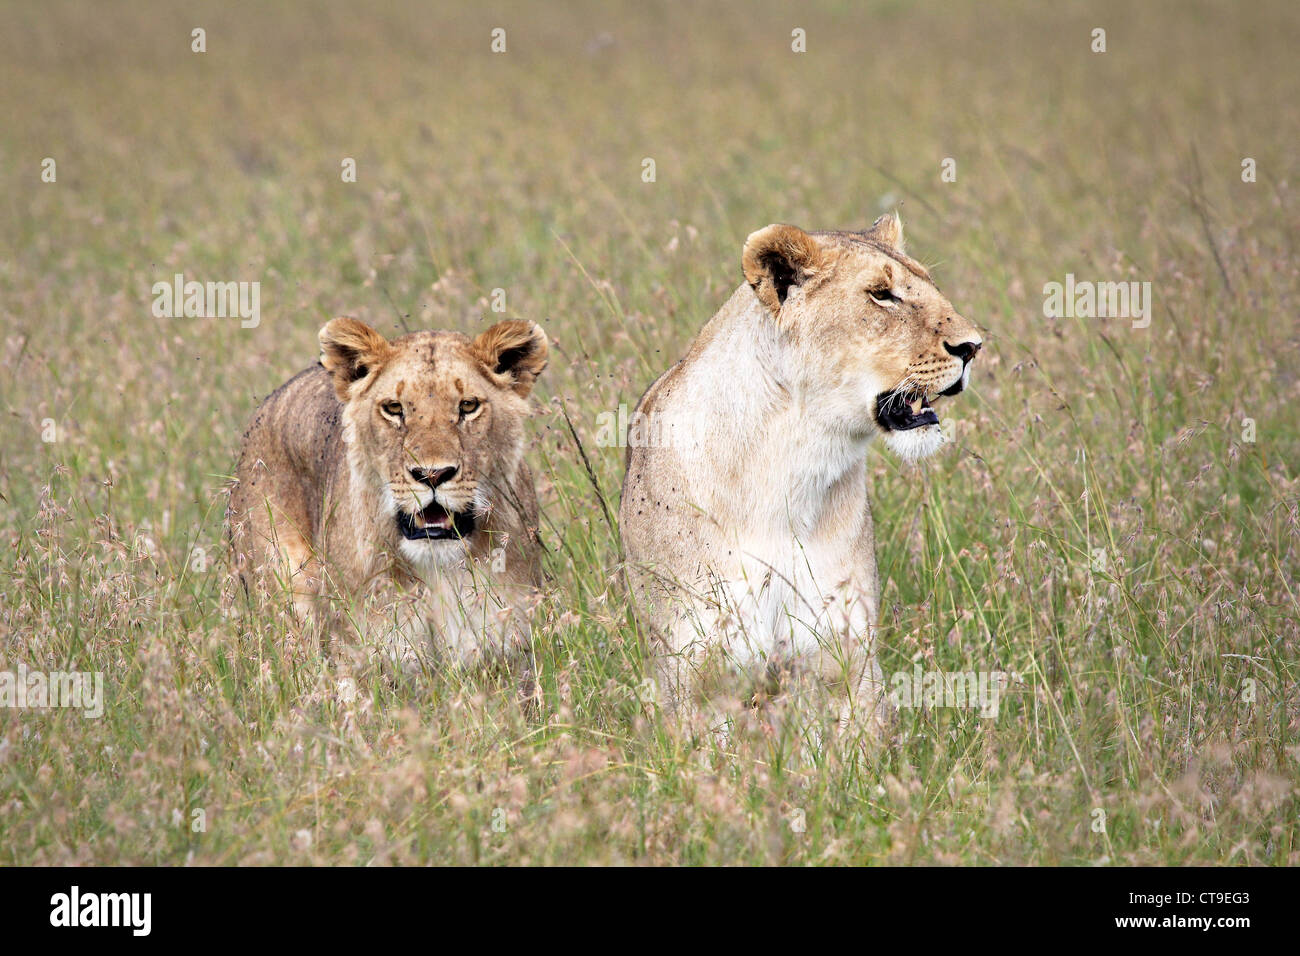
[228,317,548,668]
[620,214,981,740]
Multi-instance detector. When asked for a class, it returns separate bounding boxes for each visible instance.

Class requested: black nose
[410,465,457,487]
[944,340,981,364]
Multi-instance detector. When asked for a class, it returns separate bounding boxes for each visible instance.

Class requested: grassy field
[1,0,1297,865]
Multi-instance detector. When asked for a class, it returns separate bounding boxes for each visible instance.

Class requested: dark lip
[874,390,940,432]
[395,500,477,540]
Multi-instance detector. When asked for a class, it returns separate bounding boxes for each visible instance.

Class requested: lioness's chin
[398,535,472,570]
[882,423,945,462]
[873,385,950,462]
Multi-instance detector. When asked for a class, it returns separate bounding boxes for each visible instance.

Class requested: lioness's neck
[671,286,872,538]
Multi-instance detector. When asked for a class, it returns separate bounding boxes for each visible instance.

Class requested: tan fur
[619,215,981,741]
[228,317,548,669]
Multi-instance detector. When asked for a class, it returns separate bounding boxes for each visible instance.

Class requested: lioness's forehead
[814,231,933,283]
[388,329,473,359]
[378,330,486,387]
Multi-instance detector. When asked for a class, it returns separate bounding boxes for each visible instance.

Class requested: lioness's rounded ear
[864,212,905,253]
[473,320,548,397]
[319,317,390,401]
[741,224,825,315]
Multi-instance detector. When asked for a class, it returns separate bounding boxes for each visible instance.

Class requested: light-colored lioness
[228,316,548,668]
[619,214,981,740]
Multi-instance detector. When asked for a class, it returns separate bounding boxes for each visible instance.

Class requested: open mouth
[396,500,477,541]
[875,389,940,432]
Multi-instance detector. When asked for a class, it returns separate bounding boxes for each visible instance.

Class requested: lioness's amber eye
[460,398,481,416]
[382,401,403,418]
[869,286,898,303]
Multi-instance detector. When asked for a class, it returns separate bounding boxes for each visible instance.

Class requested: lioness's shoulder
[236,364,342,473]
